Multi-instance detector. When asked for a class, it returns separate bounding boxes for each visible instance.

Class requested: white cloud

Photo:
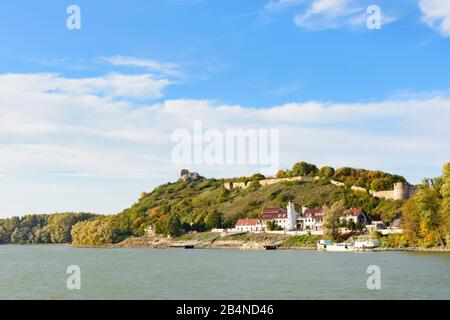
[0,72,449,216]
[0,73,170,101]
[101,56,183,77]
[262,0,397,30]
[419,0,450,37]
[294,0,367,30]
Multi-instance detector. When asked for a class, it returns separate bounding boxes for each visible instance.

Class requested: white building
[235,219,263,232]
[341,208,371,225]
[302,208,324,230]
[260,202,299,231]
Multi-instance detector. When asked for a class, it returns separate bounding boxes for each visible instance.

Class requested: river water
[0,245,449,299]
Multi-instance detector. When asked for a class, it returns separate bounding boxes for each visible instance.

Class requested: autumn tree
[292,162,318,177]
[276,170,287,178]
[319,166,335,179]
[440,163,450,243]
[323,201,346,241]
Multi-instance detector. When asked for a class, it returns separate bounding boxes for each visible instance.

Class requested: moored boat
[317,237,380,252]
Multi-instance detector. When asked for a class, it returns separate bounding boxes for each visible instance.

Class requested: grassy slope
[217,181,342,220]
[125,179,345,226]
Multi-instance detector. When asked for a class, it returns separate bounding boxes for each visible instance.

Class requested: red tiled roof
[304,208,324,216]
[235,219,260,227]
[261,208,287,220]
[263,208,287,214]
[347,208,364,216]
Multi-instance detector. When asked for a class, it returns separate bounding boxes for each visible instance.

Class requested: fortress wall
[370,190,396,200]
[351,186,367,193]
[224,182,248,190]
[224,176,416,200]
[225,176,318,189]
[331,180,346,187]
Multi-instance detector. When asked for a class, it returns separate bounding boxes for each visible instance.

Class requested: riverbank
[110,233,450,252]
[112,233,303,250]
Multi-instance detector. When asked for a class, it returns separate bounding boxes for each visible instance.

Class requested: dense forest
[1,161,449,248]
[0,213,97,244]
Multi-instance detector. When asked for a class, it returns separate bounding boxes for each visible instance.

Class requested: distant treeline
[0,213,97,244]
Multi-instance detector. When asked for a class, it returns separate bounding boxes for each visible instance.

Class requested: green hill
[109,173,404,244]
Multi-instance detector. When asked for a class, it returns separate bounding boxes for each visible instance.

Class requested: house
[260,207,289,230]
[235,219,263,232]
[260,202,298,231]
[366,220,386,231]
[302,208,324,230]
[343,208,371,225]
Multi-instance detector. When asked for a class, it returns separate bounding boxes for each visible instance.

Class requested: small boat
[317,237,380,252]
[354,236,380,249]
[317,240,352,252]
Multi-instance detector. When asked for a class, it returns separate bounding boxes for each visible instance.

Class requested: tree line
[275,161,406,191]
[0,213,97,244]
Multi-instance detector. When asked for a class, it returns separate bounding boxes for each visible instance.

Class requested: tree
[250,173,265,181]
[153,215,168,235]
[71,216,118,246]
[323,201,346,241]
[441,163,450,242]
[46,213,95,243]
[266,221,283,231]
[346,219,356,231]
[276,170,287,178]
[166,214,183,237]
[292,162,318,177]
[319,166,335,179]
[205,209,222,230]
[402,187,443,247]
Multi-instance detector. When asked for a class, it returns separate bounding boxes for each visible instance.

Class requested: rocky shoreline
[109,236,450,252]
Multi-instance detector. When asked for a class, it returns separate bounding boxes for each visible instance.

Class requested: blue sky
[2,0,450,105]
[0,0,450,217]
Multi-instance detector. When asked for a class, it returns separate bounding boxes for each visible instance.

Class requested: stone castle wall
[224,176,318,190]
[370,182,417,200]
[225,177,417,201]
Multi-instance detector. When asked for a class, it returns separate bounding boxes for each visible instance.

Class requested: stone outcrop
[180,169,203,182]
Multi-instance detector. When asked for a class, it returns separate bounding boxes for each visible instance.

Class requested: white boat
[317,238,380,252]
[317,240,353,252]
[354,237,380,249]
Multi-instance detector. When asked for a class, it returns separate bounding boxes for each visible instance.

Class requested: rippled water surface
[0,245,449,299]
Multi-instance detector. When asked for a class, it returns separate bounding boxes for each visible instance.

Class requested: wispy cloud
[262,0,397,30]
[0,73,171,101]
[101,55,184,77]
[419,0,450,37]
[294,0,368,30]
[267,82,303,96]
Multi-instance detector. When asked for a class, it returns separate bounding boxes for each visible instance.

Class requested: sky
[0,0,450,217]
